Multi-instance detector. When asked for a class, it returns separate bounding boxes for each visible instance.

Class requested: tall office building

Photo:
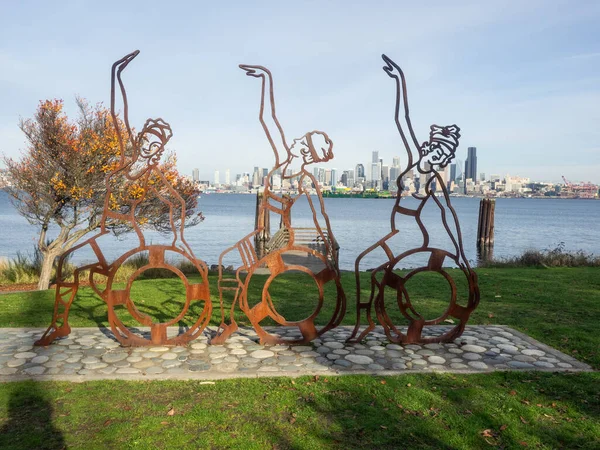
[192,168,199,182]
[390,166,401,187]
[225,169,230,185]
[381,164,390,190]
[313,167,325,185]
[214,170,220,186]
[439,165,448,187]
[455,158,463,181]
[355,164,365,180]
[371,162,380,186]
[449,163,456,183]
[340,171,348,186]
[324,169,332,186]
[465,147,477,181]
[370,151,381,188]
[252,167,261,187]
[392,156,400,168]
[346,169,355,187]
[330,168,338,186]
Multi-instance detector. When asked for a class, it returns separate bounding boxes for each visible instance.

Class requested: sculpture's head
[136,118,173,166]
[419,124,460,172]
[290,131,333,166]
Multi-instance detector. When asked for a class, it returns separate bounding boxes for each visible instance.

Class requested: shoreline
[201,191,598,200]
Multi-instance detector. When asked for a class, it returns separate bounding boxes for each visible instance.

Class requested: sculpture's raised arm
[239,64,290,167]
[111,50,140,166]
[381,54,422,169]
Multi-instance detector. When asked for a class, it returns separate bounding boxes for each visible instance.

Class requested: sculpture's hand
[114,50,140,73]
[239,64,270,79]
[382,54,403,79]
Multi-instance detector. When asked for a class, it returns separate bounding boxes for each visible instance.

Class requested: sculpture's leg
[374,268,405,342]
[347,269,380,343]
[312,267,346,336]
[246,266,284,345]
[34,268,84,346]
[211,275,241,345]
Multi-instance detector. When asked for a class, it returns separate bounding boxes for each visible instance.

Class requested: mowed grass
[0,373,599,450]
[1,267,599,368]
[0,268,598,449]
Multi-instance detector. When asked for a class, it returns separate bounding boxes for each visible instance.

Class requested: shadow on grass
[0,382,65,450]
[230,372,599,449]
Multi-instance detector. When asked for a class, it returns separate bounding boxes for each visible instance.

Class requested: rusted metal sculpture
[212,65,346,345]
[348,55,480,344]
[35,50,211,347]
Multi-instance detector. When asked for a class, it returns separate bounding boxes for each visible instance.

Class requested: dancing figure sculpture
[35,50,211,347]
[348,55,479,344]
[213,65,346,345]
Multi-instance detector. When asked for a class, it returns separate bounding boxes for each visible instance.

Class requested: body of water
[1,190,598,271]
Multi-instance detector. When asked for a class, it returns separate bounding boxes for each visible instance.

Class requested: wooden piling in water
[477,198,495,250]
[254,192,270,258]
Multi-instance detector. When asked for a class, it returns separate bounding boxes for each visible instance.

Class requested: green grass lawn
[2,267,599,368]
[0,267,599,449]
[0,373,598,449]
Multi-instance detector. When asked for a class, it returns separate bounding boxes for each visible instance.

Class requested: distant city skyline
[1,2,599,184]
[194,144,597,195]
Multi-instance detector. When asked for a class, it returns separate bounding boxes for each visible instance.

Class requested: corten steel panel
[213,65,346,345]
[348,55,480,344]
[35,51,211,347]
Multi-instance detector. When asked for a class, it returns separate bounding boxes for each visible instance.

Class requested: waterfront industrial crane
[562,176,598,199]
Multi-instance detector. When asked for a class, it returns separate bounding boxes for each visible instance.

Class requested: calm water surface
[1,190,598,270]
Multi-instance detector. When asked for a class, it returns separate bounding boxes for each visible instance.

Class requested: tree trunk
[37,249,61,291]
[35,219,99,290]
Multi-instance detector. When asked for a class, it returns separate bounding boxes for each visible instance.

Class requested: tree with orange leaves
[3,98,201,290]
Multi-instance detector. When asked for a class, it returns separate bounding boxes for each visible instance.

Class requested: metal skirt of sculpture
[348,55,480,344]
[213,65,346,345]
[35,51,211,347]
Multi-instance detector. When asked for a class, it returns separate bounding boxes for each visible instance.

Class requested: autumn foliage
[3,98,201,289]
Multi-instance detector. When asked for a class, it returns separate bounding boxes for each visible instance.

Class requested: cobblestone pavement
[0,326,591,382]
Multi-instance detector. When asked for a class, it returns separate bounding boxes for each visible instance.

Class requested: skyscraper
[225,169,231,185]
[449,163,456,183]
[419,163,431,194]
[381,164,390,190]
[371,162,380,187]
[465,147,477,181]
[455,158,463,181]
[340,171,348,186]
[392,156,400,168]
[372,151,379,164]
[355,164,365,180]
[214,170,220,186]
[390,166,400,187]
[192,168,199,182]
[325,169,332,186]
[330,168,338,186]
[252,167,261,187]
[346,169,355,187]
[370,151,381,188]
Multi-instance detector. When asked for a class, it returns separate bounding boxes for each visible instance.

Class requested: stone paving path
[0,326,591,382]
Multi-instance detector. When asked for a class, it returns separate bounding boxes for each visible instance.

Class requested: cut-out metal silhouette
[348,55,480,344]
[35,50,211,347]
[213,65,346,345]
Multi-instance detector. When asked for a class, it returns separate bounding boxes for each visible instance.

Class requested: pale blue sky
[1,0,599,183]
